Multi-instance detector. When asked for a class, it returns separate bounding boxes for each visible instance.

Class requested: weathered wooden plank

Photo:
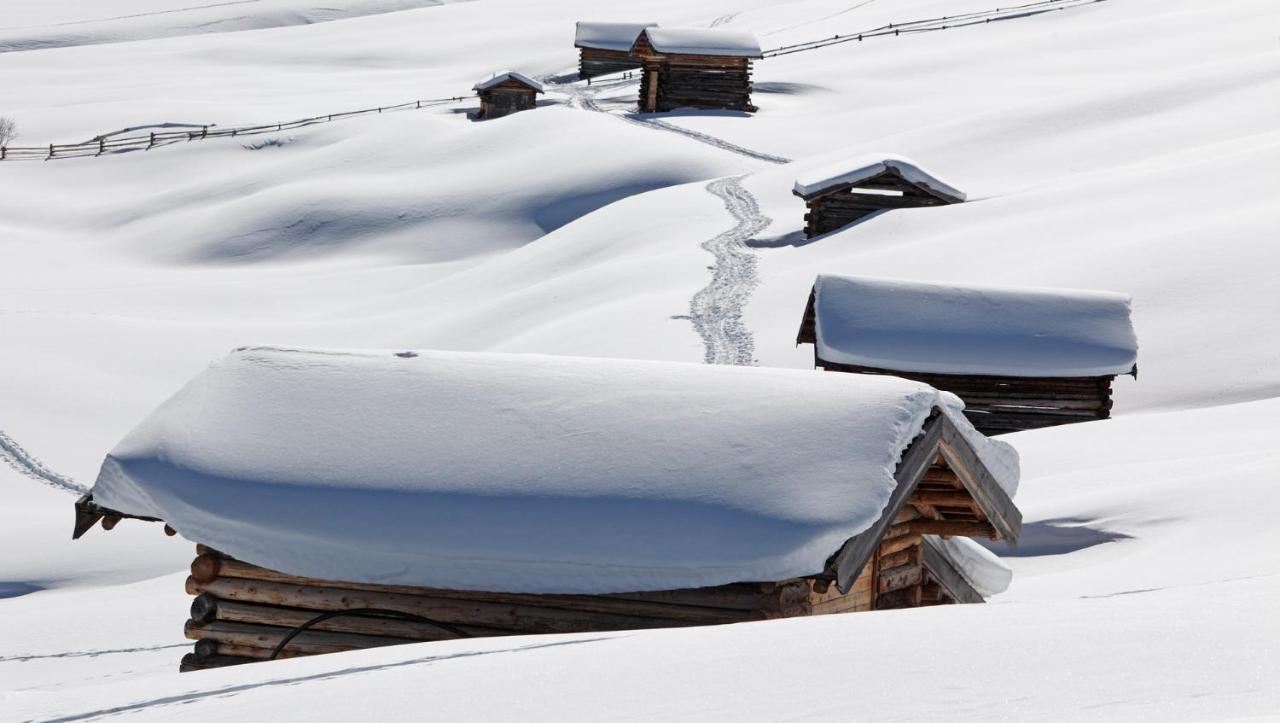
[939,416,1022,546]
[193,595,496,641]
[907,520,995,538]
[920,536,985,605]
[185,619,415,657]
[827,412,943,593]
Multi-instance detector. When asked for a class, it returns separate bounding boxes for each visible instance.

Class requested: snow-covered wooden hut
[793,156,967,237]
[574,21,656,79]
[631,27,763,113]
[72,346,1021,670]
[796,275,1139,435]
[472,71,544,120]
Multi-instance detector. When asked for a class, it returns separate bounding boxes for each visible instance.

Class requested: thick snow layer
[472,70,545,93]
[89,346,988,593]
[811,274,1139,378]
[574,21,656,52]
[792,154,967,200]
[932,535,1012,596]
[643,27,763,57]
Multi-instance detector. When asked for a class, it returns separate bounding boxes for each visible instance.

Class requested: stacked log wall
[815,360,1115,435]
[803,184,950,237]
[579,48,642,79]
[637,55,755,113]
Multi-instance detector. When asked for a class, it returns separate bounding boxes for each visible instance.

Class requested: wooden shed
[797,274,1140,435]
[72,347,1021,671]
[574,21,656,79]
[793,156,966,238]
[630,27,763,113]
[473,71,544,120]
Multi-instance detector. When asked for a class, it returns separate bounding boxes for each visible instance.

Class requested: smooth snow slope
[1,0,1278,717]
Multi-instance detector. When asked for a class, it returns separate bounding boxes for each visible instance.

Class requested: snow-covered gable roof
[793,154,966,201]
[88,346,1016,594]
[472,70,544,93]
[639,27,763,58]
[575,21,657,51]
[804,275,1139,378]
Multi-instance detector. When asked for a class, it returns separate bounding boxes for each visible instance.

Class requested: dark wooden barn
[68,347,1022,671]
[574,21,656,79]
[793,157,966,237]
[472,71,544,120]
[796,274,1140,435]
[630,27,763,113]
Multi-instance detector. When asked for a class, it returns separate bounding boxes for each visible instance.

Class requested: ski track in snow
[550,78,792,165]
[690,176,772,366]
[0,428,86,495]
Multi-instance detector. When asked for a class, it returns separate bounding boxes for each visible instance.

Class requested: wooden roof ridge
[824,410,1019,594]
[792,157,967,203]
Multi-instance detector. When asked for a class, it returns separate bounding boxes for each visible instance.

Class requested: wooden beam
[827,412,943,593]
[920,536,985,604]
[938,416,1022,546]
[907,520,995,538]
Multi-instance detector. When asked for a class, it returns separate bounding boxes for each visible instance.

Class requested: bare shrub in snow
[0,117,16,147]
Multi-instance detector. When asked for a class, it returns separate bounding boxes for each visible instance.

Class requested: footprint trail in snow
[0,428,86,495]
[690,176,773,366]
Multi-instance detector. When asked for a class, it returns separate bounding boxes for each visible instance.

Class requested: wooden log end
[190,553,223,583]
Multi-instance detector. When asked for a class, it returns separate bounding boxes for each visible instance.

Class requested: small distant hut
[793,156,967,238]
[472,71,544,120]
[72,346,1021,671]
[574,21,657,79]
[797,274,1140,435]
[630,27,763,113]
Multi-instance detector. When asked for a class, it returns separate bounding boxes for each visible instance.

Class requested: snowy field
[1,0,1278,719]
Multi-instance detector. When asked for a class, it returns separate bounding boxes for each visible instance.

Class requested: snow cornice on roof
[793,155,966,202]
[472,70,544,93]
[638,27,763,58]
[574,21,658,51]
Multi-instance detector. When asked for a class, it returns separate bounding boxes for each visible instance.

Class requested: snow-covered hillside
[1,0,1277,719]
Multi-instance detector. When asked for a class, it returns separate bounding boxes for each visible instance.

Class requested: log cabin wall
[179,538,980,671]
[477,81,538,120]
[638,55,755,113]
[815,359,1116,435]
[579,47,643,79]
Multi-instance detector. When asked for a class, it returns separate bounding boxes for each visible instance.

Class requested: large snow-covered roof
[89,346,1014,594]
[472,70,544,93]
[806,275,1139,378]
[793,154,967,201]
[640,27,763,57]
[574,21,657,51]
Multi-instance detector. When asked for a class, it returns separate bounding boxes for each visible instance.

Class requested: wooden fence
[0,96,467,162]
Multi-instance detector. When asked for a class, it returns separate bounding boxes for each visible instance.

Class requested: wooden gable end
[825,411,1019,594]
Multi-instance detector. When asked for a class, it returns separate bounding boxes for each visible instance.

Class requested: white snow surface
[792,153,967,200]
[91,345,999,593]
[574,21,657,52]
[811,274,1139,378]
[642,27,763,57]
[2,0,1279,717]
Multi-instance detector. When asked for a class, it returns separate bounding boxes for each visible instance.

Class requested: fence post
[416,101,421,109]
[149,132,155,148]
[202,126,208,139]
[2,147,7,161]
[277,123,282,130]
[99,137,105,154]
[48,144,55,159]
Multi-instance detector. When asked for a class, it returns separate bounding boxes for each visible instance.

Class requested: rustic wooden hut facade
[574,21,656,79]
[793,157,967,238]
[72,347,1021,671]
[796,274,1140,435]
[630,28,763,113]
[473,71,544,120]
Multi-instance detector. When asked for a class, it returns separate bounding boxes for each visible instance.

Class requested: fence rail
[0,95,467,161]
[761,0,1105,57]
